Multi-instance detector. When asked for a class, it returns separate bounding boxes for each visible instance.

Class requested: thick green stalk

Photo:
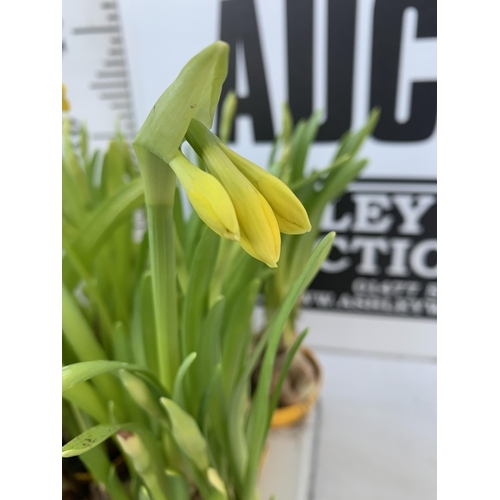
[135,146,180,392]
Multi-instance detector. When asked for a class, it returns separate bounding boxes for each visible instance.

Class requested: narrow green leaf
[173,352,198,408]
[101,140,127,199]
[197,364,222,431]
[130,272,148,369]
[62,360,147,393]
[139,486,152,500]
[226,381,249,491]
[62,283,108,363]
[181,227,220,357]
[113,322,132,363]
[63,382,108,424]
[139,272,159,376]
[267,136,281,177]
[160,398,210,472]
[69,177,144,265]
[62,234,114,352]
[202,370,231,476]
[288,110,323,183]
[335,107,380,160]
[62,424,122,457]
[288,158,368,282]
[119,369,166,422]
[306,158,369,236]
[289,153,350,193]
[62,161,87,229]
[184,209,204,267]
[221,279,260,395]
[219,90,238,144]
[63,119,91,206]
[197,297,224,385]
[243,233,335,498]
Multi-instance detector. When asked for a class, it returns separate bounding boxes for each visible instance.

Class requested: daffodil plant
[62,42,335,500]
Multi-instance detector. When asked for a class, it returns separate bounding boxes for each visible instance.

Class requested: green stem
[147,203,179,392]
[136,146,180,392]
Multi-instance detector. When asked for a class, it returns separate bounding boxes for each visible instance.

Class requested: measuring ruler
[62,0,136,149]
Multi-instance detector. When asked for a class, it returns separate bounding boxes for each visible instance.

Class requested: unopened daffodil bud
[218,142,311,235]
[62,83,70,112]
[186,119,280,268]
[169,150,239,242]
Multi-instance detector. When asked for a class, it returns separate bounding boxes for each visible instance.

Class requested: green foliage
[262,107,380,344]
[61,42,353,500]
[62,424,122,458]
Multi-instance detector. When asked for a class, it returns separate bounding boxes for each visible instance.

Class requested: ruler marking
[111,101,133,110]
[64,1,136,146]
[90,81,127,90]
[92,132,134,140]
[104,59,125,67]
[72,25,119,35]
[96,70,126,78]
[100,91,129,100]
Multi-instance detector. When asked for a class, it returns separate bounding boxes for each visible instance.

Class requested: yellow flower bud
[219,142,311,234]
[186,119,280,268]
[62,83,70,112]
[169,150,240,242]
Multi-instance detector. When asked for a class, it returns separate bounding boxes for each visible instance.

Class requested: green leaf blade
[62,424,122,458]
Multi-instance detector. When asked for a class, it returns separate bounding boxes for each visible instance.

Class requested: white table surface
[259,348,437,500]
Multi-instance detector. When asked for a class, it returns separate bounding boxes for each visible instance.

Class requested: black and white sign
[307,178,436,318]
